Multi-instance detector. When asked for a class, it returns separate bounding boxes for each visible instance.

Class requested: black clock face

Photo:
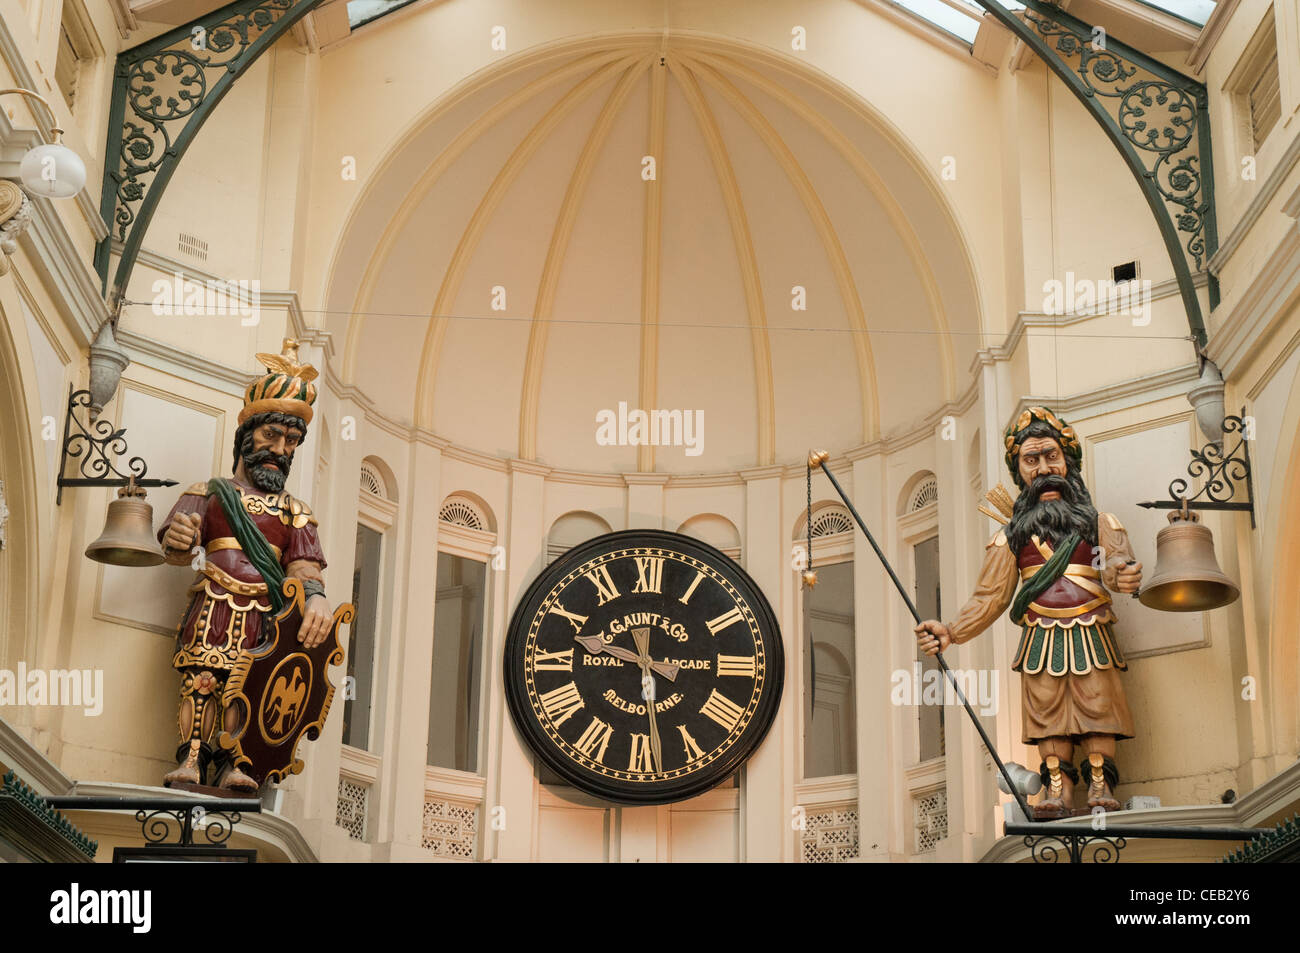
[504,530,784,805]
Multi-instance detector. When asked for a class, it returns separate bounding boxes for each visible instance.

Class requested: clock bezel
[503,529,785,805]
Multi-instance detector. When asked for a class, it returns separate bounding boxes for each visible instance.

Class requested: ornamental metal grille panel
[809,506,853,538]
[336,775,370,841]
[913,786,948,853]
[909,478,939,512]
[799,803,859,863]
[177,231,208,261]
[438,497,485,530]
[420,796,478,859]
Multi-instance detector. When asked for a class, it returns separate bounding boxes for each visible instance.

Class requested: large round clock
[504,530,784,805]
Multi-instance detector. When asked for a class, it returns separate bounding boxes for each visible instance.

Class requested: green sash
[207,478,287,613]
[1008,531,1082,624]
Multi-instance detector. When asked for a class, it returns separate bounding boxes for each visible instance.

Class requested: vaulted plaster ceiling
[324,35,984,474]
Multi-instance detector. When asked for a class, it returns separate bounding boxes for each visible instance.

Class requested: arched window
[428,492,498,774]
[797,503,856,779]
[345,457,397,752]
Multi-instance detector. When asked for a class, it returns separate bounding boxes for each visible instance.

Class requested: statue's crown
[238,338,318,426]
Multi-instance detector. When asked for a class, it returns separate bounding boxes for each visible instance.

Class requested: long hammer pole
[809,451,1037,824]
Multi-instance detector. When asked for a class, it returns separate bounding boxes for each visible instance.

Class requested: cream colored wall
[1,0,1298,863]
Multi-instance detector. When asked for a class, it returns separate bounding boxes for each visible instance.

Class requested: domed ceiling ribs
[414,54,641,430]
[637,59,668,473]
[334,36,976,472]
[517,57,650,460]
[670,57,775,466]
[342,48,635,385]
[692,51,957,404]
[689,58,880,441]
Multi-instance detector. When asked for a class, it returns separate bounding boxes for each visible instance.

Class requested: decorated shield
[219,577,353,785]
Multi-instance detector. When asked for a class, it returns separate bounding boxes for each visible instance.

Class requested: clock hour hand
[575,635,679,681]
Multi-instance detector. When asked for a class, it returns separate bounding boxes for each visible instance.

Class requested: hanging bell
[1137,505,1239,612]
[85,478,166,567]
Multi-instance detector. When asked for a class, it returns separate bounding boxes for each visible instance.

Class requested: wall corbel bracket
[94,0,326,312]
[970,0,1219,349]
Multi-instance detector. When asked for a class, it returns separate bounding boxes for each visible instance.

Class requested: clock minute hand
[631,628,664,773]
[575,635,678,681]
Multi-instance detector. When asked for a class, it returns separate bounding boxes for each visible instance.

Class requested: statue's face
[1017,436,1067,498]
[241,421,303,492]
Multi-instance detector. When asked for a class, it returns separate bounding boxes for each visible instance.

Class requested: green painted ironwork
[969,0,1218,348]
[1221,814,1300,862]
[0,770,99,860]
[94,0,325,312]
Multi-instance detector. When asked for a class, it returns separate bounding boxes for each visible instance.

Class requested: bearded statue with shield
[156,339,349,792]
[915,407,1142,818]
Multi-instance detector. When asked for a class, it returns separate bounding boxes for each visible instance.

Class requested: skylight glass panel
[891,0,982,44]
[1132,0,1217,25]
[347,0,417,29]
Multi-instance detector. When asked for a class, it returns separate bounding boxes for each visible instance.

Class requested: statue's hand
[163,512,202,552]
[914,620,951,656]
[299,594,333,649]
[1114,560,1143,594]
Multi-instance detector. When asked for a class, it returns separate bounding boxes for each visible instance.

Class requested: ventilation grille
[800,803,860,863]
[359,462,386,499]
[1249,48,1281,151]
[421,796,478,859]
[336,775,370,841]
[178,232,209,261]
[439,497,485,530]
[909,478,939,512]
[810,506,853,538]
[913,786,949,853]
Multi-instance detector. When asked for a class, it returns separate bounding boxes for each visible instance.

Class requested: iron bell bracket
[56,387,177,505]
[1138,408,1255,529]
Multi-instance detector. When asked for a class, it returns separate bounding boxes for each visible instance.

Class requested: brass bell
[85,478,166,567]
[1137,505,1239,612]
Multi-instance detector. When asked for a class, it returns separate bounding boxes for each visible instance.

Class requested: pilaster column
[738,464,787,861]
[486,458,550,860]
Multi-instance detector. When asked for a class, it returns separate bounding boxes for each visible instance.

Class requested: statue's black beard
[240,434,292,493]
[1007,469,1099,553]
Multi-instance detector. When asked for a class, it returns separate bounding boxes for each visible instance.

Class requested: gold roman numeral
[628,732,654,772]
[538,681,585,726]
[716,654,756,678]
[548,601,588,634]
[633,556,664,594]
[706,605,745,636]
[574,717,614,763]
[532,648,574,672]
[677,725,705,763]
[699,689,745,732]
[679,570,704,604]
[584,565,621,605]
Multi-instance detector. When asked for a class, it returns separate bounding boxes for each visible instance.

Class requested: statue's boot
[213,690,259,793]
[216,761,259,794]
[164,740,203,787]
[1033,755,1077,818]
[163,670,220,787]
[1082,752,1121,812]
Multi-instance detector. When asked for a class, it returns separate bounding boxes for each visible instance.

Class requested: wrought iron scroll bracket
[56,386,177,505]
[136,806,243,847]
[968,0,1218,349]
[94,0,326,311]
[1138,407,1255,528]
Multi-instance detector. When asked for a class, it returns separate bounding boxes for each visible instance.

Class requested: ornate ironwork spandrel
[96,0,325,303]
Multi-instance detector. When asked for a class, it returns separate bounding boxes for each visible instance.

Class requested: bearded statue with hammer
[915,407,1142,817]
